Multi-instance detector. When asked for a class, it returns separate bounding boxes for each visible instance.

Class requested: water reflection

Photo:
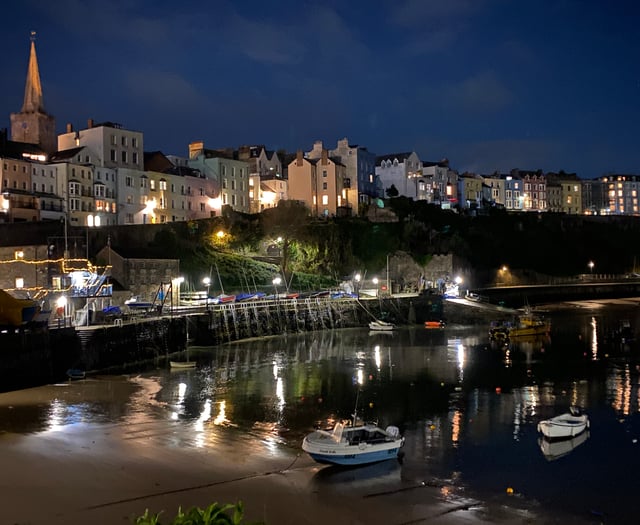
[0,308,639,523]
[539,431,590,461]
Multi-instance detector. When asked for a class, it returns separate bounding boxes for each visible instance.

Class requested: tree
[260,200,310,285]
[385,184,399,198]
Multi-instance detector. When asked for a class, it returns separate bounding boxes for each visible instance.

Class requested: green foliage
[134,501,261,525]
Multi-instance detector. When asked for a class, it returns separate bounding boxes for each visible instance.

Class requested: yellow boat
[489,310,550,340]
[509,312,551,338]
[0,289,40,327]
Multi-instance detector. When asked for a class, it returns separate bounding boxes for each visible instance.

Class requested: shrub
[134,501,262,525]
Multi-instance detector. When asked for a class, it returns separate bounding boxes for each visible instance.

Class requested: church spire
[10,31,56,152]
[22,31,45,113]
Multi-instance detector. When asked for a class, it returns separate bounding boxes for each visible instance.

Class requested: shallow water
[1,300,639,523]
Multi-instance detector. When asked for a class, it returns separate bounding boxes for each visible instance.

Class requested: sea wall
[1,294,447,392]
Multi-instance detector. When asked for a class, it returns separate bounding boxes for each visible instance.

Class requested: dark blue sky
[2,0,639,179]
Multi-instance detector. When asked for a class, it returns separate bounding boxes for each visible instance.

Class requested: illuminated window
[14,250,24,259]
[322,195,329,205]
[15,277,24,289]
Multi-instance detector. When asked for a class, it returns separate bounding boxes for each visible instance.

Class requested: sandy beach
[0,415,590,525]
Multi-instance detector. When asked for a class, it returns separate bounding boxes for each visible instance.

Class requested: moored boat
[66,369,86,380]
[170,361,196,369]
[0,289,40,327]
[369,320,395,331]
[302,421,404,466]
[537,409,589,439]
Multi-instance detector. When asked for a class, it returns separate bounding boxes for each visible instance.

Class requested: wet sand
[0,419,590,525]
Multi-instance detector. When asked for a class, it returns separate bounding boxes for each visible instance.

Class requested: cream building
[288,149,346,217]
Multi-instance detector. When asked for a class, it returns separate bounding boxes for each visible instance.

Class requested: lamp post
[203,276,211,310]
[372,277,379,297]
[354,272,361,298]
[85,214,100,325]
[173,276,184,311]
[386,255,390,296]
[588,261,594,275]
[272,276,282,297]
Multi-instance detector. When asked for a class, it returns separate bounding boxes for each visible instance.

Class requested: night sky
[2,0,639,179]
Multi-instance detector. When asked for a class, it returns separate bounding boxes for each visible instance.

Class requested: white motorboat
[368,320,395,331]
[537,409,589,439]
[302,421,404,466]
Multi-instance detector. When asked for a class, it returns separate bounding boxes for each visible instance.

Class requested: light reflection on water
[0,304,639,521]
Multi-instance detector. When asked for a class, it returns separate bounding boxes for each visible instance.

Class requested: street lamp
[85,214,100,325]
[372,277,379,297]
[354,272,361,297]
[173,276,184,310]
[272,276,282,299]
[203,276,211,309]
[588,261,594,274]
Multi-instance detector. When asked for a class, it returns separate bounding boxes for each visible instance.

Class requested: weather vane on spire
[30,30,36,41]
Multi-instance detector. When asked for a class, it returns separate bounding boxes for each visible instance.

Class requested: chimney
[66,123,73,133]
[189,141,205,160]
[87,118,94,129]
[321,148,328,164]
[296,150,304,166]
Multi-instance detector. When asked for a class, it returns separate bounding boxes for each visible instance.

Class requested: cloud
[220,13,306,66]
[446,71,515,114]
[392,0,486,26]
[123,69,211,113]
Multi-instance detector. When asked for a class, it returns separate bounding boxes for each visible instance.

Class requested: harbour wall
[1,294,446,392]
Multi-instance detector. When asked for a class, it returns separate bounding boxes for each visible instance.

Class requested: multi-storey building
[421,160,457,207]
[58,120,144,171]
[512,170,547,211]
[288,149,346,217]
[239,145,285,213]
[602,175,640,215]
[581,179,607,215]
[144,151,218,222]
[49,147,96,228]
[375,152,422,200]
[458,173,485,209]
[0,135,43,222]
[503,175,524,210]
[328,138,377,214]
[187,142,250,213]
[546,172,582,214]
[483,173,506,207]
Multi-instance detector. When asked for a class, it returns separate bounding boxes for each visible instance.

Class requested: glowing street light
[172,276,184,309]
[272,276,282,298]
[203,276,211,309]
[588,261,595,274]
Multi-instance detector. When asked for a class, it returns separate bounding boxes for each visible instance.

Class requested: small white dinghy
[368,320,395,331]
[537,408,589,440]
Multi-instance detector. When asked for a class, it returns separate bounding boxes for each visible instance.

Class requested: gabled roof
[0,130,47,160]
[144,151,174,172]
[376,152,414,163]
[49,146,85,162]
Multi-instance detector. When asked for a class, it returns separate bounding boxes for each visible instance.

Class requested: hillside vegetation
[90,200,640,292]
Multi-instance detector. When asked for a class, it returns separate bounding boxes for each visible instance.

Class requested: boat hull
[369,321,394,331]
[302,424,404,466]
[305,446,403,466]
[537,413,589,439]
[170,361,196,369]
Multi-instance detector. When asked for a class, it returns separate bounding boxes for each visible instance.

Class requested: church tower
[10,32,56,153]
